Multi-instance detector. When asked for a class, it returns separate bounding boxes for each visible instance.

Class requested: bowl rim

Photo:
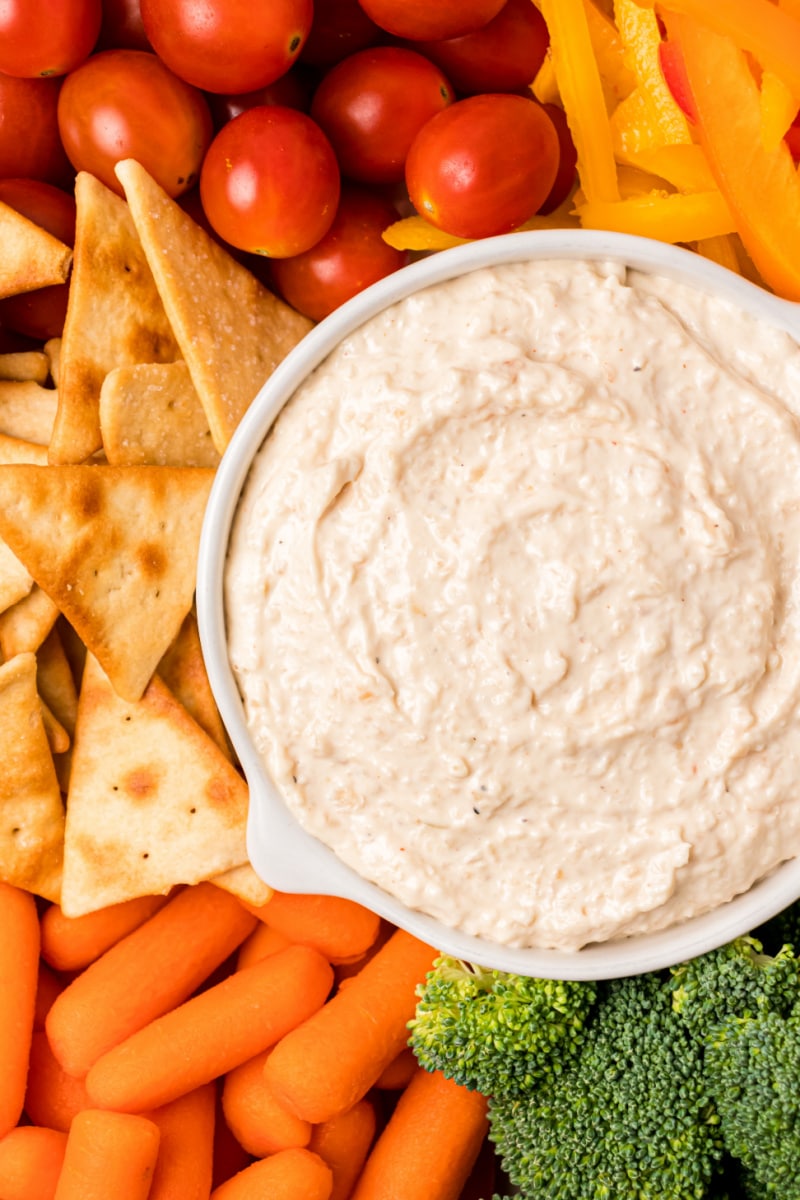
[197,227,800,980]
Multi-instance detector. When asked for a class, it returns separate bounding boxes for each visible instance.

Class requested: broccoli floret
[703,1007,800,1198]
[670,936,800,1044]
[408,956,597,1097]
[488,973,724,1199]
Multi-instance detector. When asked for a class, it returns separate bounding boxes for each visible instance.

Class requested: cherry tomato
[300,0,381,67]
[0,73,72,183]
[311,48,454,184]
[356,0,504,41]
[97,0,151,50]
[207,67,314,129]
[406,93,559,239]
[538,103,577,214]
[140,0,313,94]
[57,50,213,197]
[658,40,698,124]
[416,0,549,96]
[200,106,340,258]
[0,0,102,77]
[0,178,76,339]
[271,185,406,320]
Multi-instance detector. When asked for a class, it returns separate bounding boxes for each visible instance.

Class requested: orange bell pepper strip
[575,189,736,242]
[760,1,800,151]
[538,0,619,203]
[675,14,800,298]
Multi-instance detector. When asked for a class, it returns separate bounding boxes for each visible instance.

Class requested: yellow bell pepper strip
[616,163,675,197]
[613,0,691,146]
[583,0,637,108]
[382,195,580,252]
[538,0,620,203]
[532,51,561,106]
[675,13,800,298]
[624,144,717,192]
[653,0,800,98]
[575,189,736,242]
[760,70,797,154]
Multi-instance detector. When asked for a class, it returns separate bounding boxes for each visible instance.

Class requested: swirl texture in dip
[226,258,800,952]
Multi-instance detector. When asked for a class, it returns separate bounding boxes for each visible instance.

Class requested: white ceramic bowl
[198,228,800,981]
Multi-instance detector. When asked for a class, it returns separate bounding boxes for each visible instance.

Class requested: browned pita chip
[0,434,48,465]
[37,626,79,737]
[0,652,64,900]
[0,434,50,615]
[49,173,180,465]
[211,863,272,907]
[0,586,59,658]
[0,201,72,300]
[158,610,232,760]
[45,337,61,387]
[115,159,312,453]
[40,697,70,754]
[61,655,249,915]
[100,361,219,467]
[0,464,214,701]
[0,351,49,384]
[0,381,57,444]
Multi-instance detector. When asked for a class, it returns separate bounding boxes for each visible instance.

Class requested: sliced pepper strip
[575,189,736,242]
[696,234,742,274]
[382,199,580,252]
[613,0,691,146]
[539,0,620,202]
[532,51,561,107]
[676,13,800,298]
[760,70,797,153]
[583,0,636,109]
[624,144,717,192]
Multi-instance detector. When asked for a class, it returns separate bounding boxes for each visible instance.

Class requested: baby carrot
[212,1100,251,1191]
[24,1032,90,1133]
[86,944,333,1114]
[34,963,64,1030]
[236,922,291,970]
[147,1083,216,1200]
[246,892,380,964]
[375,1047,418,1090]
[0,1126,67,1200]
[350,1069,488,1200]
[0,883,40,1137]
[46,883,257,1078]
[309,1098,377,1200]
[54,1110,160,1200]
[41,894,169,972]
[222,1049,311,1157]
[209,1147,332,1200]
[265,930,437,1122]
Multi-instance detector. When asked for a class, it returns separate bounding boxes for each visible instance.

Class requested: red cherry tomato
[207,67,314,129]
[0,178,76,339]
[140,0,313,94]
[538,103,577,214]
[406,93,559,239]
[356,0,504,41]
[300,0,381,67]
[97,0,151,50]
[0,73,73,183]
[57,50,213,197]
[416,0,549,96]
[0,0,102,77]
[311,47,454,184]
[200,106,340,258]
[271,185,406,321]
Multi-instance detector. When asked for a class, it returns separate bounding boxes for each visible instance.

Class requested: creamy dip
[226,258,800,952]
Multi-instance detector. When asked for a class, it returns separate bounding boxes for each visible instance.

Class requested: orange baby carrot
[236,922,291,970]
[53,1110,160,1200]
[375,1047,418,1090]
[86,944,333,1114]
[147,1083,216,1200]
[350,1069,489,1200]
[222,1048,311,1157]
[209,1147,332,1200]
[41,894,169,972]
[309,1098,377,1200]
[34,962,64,1030]
[0,884,39,1137]
[246,892,380,964]
[333,920,394,986]
[212,1101,251,1191]
[46,882,257,1078]
[0,1126,67,1200]
[24,1032,90,1133]
[265,929,437,1123]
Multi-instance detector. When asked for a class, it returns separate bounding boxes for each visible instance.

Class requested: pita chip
[40,697,70,755]
[50,173,180,465]
[0,351,50,384]
[0,464,214,700]
[211,862,272,907]
[0,436,49,614]
[61,656,249,915]
[100,361,220,467]
[115,159,312,453]
[0,200,72,300]
[0,652,64,901]
[0,381,58,444]
[37,626,79,738]
[158,610,232,760]
[45,337,61,387]
[0,586,59,658]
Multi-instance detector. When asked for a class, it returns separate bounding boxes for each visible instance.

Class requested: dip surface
[226,258,800,951]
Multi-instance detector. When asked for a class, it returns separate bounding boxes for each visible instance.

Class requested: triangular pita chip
[0,652,64,900]
[0,586,59,658]
[115,159,312,453]
[0,464,214,700]
[37,626,78,738]
[40,697,70,755]
[50,173,180,465]
[211,862,272,907]
[0,351,49,383]
[61,655,249,915]
[0,381,57,444]
[0,200,72,300]
[158,610,232,759]
[45,337,61,387]
[0,433,49,615]
[100,361,219,467]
